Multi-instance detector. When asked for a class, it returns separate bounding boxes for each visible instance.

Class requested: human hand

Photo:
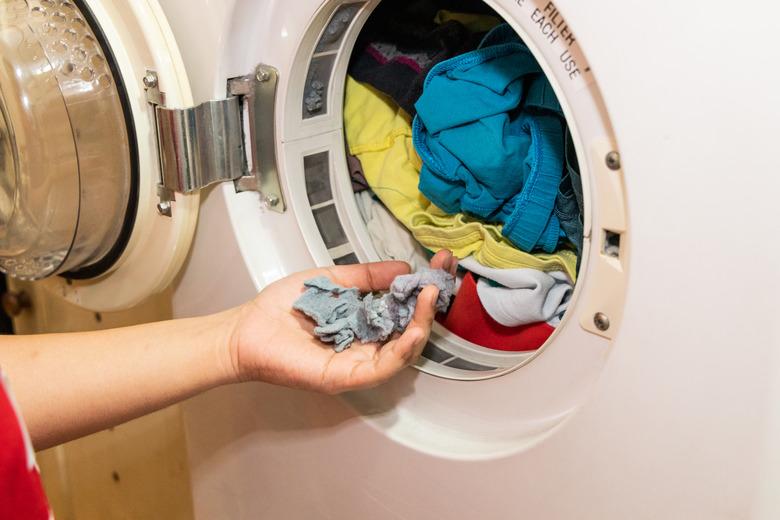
[227,251,458,394]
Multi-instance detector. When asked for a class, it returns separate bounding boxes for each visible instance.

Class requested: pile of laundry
[345,0,583,352]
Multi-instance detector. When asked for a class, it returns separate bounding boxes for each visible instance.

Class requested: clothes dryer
[0,0,778,518]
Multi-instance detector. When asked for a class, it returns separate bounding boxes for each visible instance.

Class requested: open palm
[229,251,456,394]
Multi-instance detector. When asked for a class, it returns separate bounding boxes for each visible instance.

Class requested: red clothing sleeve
[0,373,51,519]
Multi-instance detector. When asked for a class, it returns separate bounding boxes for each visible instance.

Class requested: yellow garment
[433,9,502,33]
[343,77,578,281]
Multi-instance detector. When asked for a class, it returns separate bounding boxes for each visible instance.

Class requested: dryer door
[0,0,199,311]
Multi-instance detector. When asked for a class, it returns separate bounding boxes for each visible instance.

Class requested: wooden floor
[9,279,195,520]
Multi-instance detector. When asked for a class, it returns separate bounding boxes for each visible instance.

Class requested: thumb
[344,285,441,391]
[406,285,440,361]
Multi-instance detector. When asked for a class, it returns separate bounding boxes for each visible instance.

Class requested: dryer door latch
[144,64,285,216]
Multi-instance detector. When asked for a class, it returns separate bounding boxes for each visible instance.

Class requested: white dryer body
[158,0,780,517]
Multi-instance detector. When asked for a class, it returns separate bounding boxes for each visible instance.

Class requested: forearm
[0,308,241,450]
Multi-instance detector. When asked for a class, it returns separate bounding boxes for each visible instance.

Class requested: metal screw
[265,194,280,207]
[605,151,621,171]
[593,312,611,332]
[157,201,172,216]
[256,69,271,82]
[142,72,157,89]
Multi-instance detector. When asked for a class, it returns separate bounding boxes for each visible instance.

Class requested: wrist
[222,298,278,385]
[185,306,245,387]
[214,305,245,385]
[223,300,268,384]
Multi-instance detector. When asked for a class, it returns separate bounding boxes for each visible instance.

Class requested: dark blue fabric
[412,24,568,253]
[554,128,584,252]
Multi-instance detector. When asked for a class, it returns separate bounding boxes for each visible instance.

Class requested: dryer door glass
[0,0,133,280]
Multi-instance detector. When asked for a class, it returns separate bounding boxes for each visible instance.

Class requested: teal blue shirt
[413,24,566,253]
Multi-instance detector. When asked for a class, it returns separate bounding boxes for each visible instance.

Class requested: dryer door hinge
[143,64,285,216]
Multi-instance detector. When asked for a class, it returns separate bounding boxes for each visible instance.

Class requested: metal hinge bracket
[143,65,286,216]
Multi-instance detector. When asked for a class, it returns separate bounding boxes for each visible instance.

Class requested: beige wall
[8,279,194,520]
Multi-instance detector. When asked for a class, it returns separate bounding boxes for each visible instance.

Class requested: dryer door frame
[37,0,200,312]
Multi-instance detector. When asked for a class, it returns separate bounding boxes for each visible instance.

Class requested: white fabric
[459,256,573,327]
[355,191,429,272]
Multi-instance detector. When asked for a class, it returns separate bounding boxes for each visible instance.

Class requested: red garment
[0,374,50,520]
[440,272,554,352]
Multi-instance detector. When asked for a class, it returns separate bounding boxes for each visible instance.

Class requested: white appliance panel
[159,0,780,517]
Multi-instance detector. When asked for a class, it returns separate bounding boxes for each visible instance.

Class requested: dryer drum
[300,0,588,378]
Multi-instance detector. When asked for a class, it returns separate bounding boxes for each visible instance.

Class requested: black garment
[348,0,492,116]
[347,152,370,193]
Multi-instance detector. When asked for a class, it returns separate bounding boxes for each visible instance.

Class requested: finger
[380,327,427,378]
[325,261,411,292]
[448,256,459,276]
[371,286,440,379]
[430,249,453,271]
[345,327,428,391]
[406,285,439,357]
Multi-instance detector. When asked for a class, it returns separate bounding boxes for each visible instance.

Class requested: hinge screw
[157,201,172,216]
[593,312,611,332]
[142,72,158,89]
[265,194,280,207]
[605,151,621,171]
[256,69,271,83]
